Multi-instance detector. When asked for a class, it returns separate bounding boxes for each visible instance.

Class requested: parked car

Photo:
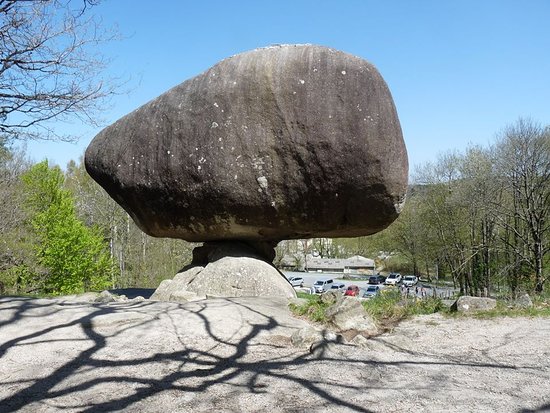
[331,282,346,292]
[287,276,304,287]
[344,285,361,297]
[362,285,381,299]
[368,275,386,284]
[313,279,334,293]
[402,275,418,287]
[384,273,402,286]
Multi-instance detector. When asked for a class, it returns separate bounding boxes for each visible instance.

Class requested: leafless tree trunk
[493,119,549,293]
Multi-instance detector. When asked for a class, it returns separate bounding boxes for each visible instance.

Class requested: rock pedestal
[150,242,296,302]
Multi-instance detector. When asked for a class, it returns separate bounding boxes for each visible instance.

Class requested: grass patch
[362,289,443,329]
[289,289,444,329]
[289,288,550,334]
[296,291,314,300]
[289,293,331,323]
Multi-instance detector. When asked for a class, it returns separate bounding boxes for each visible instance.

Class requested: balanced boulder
[85,44,408,242]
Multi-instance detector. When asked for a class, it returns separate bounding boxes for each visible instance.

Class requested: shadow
[0,296,546,412]
[519,403,550,413]
[109,288,155,299]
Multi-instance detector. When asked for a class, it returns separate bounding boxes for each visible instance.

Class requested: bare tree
[414,152,474,294]
[0,142,31,233]
[493,119,550,292]
[0,0,117,141]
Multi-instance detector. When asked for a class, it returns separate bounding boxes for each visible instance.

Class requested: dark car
[344,285,360,296]
[368,275,386,284]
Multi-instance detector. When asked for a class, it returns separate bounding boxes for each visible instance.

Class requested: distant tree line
[0,118,547,297]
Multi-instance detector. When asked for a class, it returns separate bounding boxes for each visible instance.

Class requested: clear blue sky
[25,0,550,174]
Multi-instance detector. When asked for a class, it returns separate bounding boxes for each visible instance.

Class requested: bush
[362,289,443,326]
[290,289,444,328]
[0,265,38,294]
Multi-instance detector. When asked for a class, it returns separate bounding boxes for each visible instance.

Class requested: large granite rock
[85,44,408,242]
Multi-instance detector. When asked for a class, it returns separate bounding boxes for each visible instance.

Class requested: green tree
[21,161,114,294]
[65,159,194,288]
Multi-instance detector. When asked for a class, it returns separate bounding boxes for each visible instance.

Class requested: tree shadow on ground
[0,296,543,412]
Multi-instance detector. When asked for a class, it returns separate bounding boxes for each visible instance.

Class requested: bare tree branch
[0,0,119,142]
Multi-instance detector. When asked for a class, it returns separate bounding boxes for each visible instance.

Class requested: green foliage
[21,161,114,294]
[289,294,330,323]
[361,289,405,321]
[289,290,444,328]
[362,289,443,326]
[409,297,445,315]
[0,264,38,294]
[64,160,194,289]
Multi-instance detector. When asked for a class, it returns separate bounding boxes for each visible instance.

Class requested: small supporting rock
[150,241,296,303]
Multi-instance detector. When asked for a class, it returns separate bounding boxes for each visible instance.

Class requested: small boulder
[150,241,296,301]
[514,293,533,309]
[291,326,324,347]
[451,296,497,313]
[309,340,340,358]
[94,290,118,303]
[319,290,343,305]
[324,297,378,335]
[351,334,370,347]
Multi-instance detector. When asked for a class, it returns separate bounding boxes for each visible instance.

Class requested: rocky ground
[0,293,549,413]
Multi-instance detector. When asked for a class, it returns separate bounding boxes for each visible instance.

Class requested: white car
[313,279,334,293]
[384,273,402,286]
[402,275,418,287]
[288,276,304,287]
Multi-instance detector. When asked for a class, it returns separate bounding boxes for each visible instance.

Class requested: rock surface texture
[85,44,408,242]
[2,297,549,412]
[324,296,378,335]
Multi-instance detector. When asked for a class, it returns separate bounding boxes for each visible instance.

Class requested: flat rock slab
[85,44,408,242]
[1,297,549,412]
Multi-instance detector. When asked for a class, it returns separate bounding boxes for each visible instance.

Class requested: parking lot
[282,271,456,299]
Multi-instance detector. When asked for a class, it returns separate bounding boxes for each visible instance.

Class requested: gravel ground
[0,295,549,413]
